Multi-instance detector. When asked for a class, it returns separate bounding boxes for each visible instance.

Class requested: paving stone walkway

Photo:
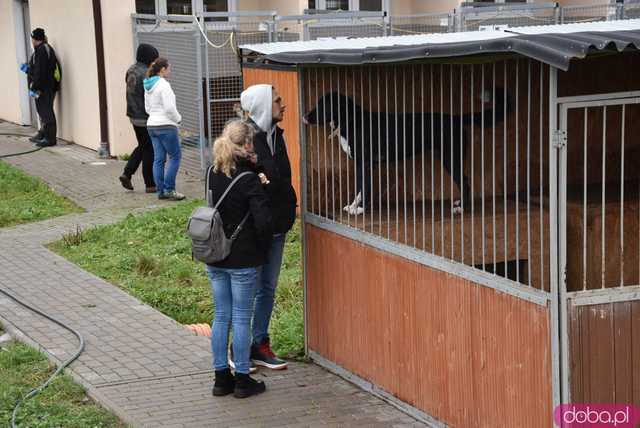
[0,123,427,428]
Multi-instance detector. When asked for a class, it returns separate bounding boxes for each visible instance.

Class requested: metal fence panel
[561,4,616,24]
[135,24,204,175]
[459,4,558,31]
[389,13,452,35]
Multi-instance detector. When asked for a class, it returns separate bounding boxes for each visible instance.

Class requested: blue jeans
[148,127,181,195]
[206,265,257,374]
[252,233,286,345]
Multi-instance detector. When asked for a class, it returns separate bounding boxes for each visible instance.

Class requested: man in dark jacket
[27,28,59,147]
[119,44,159,192]
[240,84,297,370]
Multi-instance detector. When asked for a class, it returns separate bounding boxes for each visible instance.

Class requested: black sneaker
[228,348,257,374]
[212,368,235,396]
[251,338,288,370]
[234,372,266,398]
[119,174,133,190]
[29,134,44,143]
[35,139,56,147]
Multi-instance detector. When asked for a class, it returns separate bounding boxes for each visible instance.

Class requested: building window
[167,0,192,14]
[203,0,227,12]
[359,0,382,11]
[135,0,155,14]
[326,0,349,10]
[309,0,384,11]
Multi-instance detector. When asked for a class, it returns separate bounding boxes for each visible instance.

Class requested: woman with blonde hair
[206,120,272,399]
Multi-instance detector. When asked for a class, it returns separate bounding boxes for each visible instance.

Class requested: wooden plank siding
[305,224,553,427]
[242,66,301,211]
[568,301,640,405]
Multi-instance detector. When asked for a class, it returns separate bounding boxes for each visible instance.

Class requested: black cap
[136,44,159,66]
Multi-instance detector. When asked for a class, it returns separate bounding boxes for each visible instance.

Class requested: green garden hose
[0,133,44,158]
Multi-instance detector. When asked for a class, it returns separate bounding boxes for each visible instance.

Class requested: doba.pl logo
[554,404,640,427]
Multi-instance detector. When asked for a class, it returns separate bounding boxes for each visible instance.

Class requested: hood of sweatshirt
[136,43,159,66]
[240,84,272,134]
[143,76,161,92]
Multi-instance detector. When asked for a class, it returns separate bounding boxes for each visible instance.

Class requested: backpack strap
[212,171,253,210]
[205,165,214,207]
[211,171,255,241]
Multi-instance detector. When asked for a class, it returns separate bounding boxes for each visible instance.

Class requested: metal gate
[558,93,640,405]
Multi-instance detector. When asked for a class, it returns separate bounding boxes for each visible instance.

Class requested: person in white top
[143,57,185,201]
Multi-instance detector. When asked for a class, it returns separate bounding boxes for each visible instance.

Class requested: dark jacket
[28,42,58,92]
[249,121,297,234]
[126,44,158,122]
[208,158,273,269]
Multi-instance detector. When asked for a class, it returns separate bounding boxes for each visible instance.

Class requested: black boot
[234,372,266,398]
[212,368,235,396]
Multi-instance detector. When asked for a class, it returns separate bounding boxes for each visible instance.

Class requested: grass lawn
[0,335,124,427]
[0,161,83,228]
[49,201,304,359]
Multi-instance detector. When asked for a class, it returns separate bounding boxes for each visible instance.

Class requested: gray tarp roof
[240,19,640,71]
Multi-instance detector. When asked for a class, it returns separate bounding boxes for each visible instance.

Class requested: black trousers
[35,89,57,142]
[123,125,155,188]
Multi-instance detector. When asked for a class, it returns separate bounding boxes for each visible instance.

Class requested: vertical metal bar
[345,68,351,225]
[450,64,455,259]
[515,60,520,283]
[395,66,400,241]
[540,62,545,291]
[386,67,391,240]
[440,64,445,256]
[472,65,475,267]
[460,64,465,263]
[413,65,417,247]
[360,67,366,231]
[322,69,328,218]
[493,62,497,273]
[316,68,321,217]
[337,68,343,224]
[369,67,375,234]
[620,104,625,288]
[404,68,408,244]
[481,64,486,269]
[309,70,315,216]
[527,60,532,286]
[203,15,213,173]
[583,107,588,291]
[352,67,358,229]
[298,68,309,356]
[431,64,435,253]
[601,105,607,289]
[194,18,207,175]
[504,62,508,279]
[422,65,426,251]
[552,66,567,410]
[378,67,382,236]
[329,69,335,220]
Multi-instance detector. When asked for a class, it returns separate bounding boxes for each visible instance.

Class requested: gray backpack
[186,168,252,264]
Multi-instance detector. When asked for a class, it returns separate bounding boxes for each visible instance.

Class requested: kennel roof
[240,19,640,71]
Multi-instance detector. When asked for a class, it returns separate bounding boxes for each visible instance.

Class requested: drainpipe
[92,0,110,158]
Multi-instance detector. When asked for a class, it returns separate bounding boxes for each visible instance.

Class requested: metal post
[195,14,207,176]
[548,65,563,413]
[298,68,309,357]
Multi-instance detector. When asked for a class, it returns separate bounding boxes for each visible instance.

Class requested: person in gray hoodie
[240,84,297,370]
[143,57,185,201]
[119,44,158,193]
